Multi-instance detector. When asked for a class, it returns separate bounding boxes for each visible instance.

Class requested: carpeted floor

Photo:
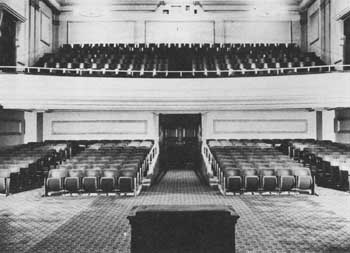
[1,169,350,253]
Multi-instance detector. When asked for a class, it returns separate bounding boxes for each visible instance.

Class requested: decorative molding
[0,120,23,135]
[52,19,60,26]
[40,11,51,46]
[30,0,40,10]
[1,72,350,111]
[335,7,350,21]
[0,3,26,22]
[309,9,319,45]
[51,120,148,135]
[213,119,308,134]
[334,119,350,133]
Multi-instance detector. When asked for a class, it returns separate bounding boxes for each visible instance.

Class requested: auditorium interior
[1,0,350,252]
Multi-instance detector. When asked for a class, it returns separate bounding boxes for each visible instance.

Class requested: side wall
[306,0,350,64]
[3,0,55,66]
[0,109,25,147]
[43,111,158,140]
[203,110,317,140]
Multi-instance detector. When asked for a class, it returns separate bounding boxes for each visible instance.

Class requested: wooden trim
[0,3,26,22]
[309,37,319,46]
[334,119,350,133]
[335,7,350,21]
[0,120,23,135]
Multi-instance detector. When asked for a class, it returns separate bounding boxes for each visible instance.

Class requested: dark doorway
[0,11,17,70]
[344,17,350,69]
[159,114,201,171]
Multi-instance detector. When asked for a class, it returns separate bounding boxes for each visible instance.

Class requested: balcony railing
[0,64,349,78]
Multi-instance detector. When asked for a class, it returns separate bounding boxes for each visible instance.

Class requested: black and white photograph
[0,0,350,252]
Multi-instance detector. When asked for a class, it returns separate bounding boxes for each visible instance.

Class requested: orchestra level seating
[45,140,154,196]
[0,142,72,196]
[32,43,329,78]
[285,139,350,191]
[204,139,315,195]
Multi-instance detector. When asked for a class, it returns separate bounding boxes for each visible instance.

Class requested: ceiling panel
[56,0,303,7]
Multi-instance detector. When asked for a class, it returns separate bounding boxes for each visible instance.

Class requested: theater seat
[0,170,11,196]
[293,168,314,192]
[242,168,259,192]
[45,169,68,195]
[276,168,295,192]
[83,169,102,193]
[119,167,137,193]
[223,167,242,193]
[260,169,277,192]
[65,169,84,193]
[100,169,119,194]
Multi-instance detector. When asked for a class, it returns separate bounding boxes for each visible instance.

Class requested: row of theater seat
[206,139,315,195]
[33,43,327,78]
[45,140,154,196]
[286,139,350,191]
[0,142,71,196]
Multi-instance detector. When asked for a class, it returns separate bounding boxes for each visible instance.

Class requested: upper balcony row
[4,43,343,78]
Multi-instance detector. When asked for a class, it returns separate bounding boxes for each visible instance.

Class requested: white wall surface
[58,7,301,45]
[43,111,157,140]
[145,21,215,43]
[24,112,38,144]
[67,21,136,44]
[224,21,292,44]
[203,110,317,140]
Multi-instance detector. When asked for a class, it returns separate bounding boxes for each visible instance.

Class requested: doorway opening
[159,114,202,171]
[344,16,350,70]
[0,11,17,71]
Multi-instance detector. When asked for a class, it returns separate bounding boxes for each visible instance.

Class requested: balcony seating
[44,140,154,196]
[287,139,350,191]
[207,139,315,195]
[33,43,327,78]
[0,142,71,195]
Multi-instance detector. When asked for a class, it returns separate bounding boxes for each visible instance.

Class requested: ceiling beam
[43,0,61,11]
[299,0,316,11]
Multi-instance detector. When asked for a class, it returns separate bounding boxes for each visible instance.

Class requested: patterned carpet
[1,169,350,253]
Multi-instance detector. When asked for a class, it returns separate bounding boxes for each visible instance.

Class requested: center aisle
[148,169,210,194]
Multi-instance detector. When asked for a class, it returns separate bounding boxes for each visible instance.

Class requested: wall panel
[43,111,156,140]
[204,110,316,140]
[67,21,136,44]
[224,21,292,43]
[145,21,215,43]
